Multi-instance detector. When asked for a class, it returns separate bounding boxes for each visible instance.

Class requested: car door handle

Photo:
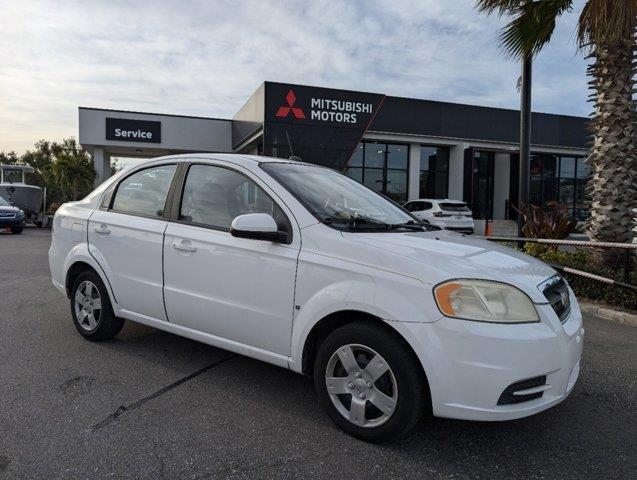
[94,225,111,235]
[171,241,197,252]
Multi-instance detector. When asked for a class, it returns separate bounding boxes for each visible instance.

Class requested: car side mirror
[230,213,288,243]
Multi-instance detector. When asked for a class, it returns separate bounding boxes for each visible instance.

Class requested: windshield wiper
[318,214,429,231]
[389,220,441,231]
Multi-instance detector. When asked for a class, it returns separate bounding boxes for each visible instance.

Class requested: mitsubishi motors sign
[263,82,385,170]
[267,83,383,129]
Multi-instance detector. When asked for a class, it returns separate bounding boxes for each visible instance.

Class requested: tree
[0,151,20,165]
[3,138,96,204]
[51,154,94,201]
[48,139,95,201]
[476,0,637,247]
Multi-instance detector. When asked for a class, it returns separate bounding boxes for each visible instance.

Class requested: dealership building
[79,81,589,221]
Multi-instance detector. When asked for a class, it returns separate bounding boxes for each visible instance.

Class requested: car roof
[408,198,465,203]
[124,153,316,171]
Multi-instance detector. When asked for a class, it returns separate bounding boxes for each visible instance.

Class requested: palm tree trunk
[586,38,637,251]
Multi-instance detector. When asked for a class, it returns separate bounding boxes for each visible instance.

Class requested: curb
[579,301,637,327]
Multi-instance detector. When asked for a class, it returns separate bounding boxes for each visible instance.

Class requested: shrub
[515,202,578,250]
[525,247,636,311]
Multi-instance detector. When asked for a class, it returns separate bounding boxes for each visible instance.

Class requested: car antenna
[285,130,302,162]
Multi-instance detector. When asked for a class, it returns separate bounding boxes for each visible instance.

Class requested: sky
[0,0,590,155]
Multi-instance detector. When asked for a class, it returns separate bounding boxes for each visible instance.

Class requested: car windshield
[0,196,10,207]
[261,162,436,232]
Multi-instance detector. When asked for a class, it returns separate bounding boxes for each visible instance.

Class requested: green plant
[515,202,578,250]
[524,247,636,310]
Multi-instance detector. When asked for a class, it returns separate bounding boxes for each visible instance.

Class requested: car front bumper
[398,288,583,421]
[0,217,25,228]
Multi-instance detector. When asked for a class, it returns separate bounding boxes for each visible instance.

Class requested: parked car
[49,154,583,442]
[403,198,474,234]
[0,195,25,234]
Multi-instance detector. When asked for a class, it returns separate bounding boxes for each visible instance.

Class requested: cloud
[0,0,589,153]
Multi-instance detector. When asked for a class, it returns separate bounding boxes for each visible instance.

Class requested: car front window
[261,162,433,232]
[0,196,9,207]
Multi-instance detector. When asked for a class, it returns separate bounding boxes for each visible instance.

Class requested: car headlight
[434,279,539,323]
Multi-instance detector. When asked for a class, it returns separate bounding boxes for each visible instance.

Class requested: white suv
[49,154,583,442]
[404,199,475,234]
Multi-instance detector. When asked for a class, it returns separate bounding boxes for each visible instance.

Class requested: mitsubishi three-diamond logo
[276,89,306,119]
[274,86,374,124]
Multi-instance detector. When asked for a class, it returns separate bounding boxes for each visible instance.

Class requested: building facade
[79,81,589,220]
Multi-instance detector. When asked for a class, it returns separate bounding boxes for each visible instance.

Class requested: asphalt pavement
[1,228,635,479]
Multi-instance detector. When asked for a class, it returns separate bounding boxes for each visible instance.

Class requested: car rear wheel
[314,322,427,443]
[10,227,23,234]
[70,271,124,341]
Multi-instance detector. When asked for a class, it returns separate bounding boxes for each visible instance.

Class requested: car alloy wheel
[325,344,398,428]
[73,280,102,332]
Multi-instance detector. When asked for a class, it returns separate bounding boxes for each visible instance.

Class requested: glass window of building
[575,158,590,220]
[527,154,589,220]
[386,144,408,202]
[345,141,409,203]
[419,146,449,199]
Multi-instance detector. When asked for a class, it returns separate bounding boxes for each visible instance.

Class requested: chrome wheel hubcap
[74,280,102,331]
[325,344,398,428]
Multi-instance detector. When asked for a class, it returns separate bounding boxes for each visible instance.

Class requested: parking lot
[1,228,635,479]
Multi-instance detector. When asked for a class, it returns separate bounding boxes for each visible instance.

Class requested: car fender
[288,278,443,373]
[62,242,119,311]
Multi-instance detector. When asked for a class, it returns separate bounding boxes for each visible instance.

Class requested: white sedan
[49,154,583,442]
[404,198,475,234]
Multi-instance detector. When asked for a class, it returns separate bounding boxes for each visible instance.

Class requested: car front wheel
[314,322,428,443]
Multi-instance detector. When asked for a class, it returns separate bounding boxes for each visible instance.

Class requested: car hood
[0,205,20,213]
[342,229,555,303]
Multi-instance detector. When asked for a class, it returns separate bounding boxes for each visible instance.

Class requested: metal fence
[484,236,636,291]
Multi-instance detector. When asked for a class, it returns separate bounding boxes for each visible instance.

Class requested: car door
[88,163,178,321]
[163,163,300,356]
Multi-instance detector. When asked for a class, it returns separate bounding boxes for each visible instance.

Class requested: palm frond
[475,0,521,16]
[476,0,573,59]
[578,0,637,48]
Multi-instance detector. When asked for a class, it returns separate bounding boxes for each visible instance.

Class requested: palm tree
[50,142,96,201]
[476,0,637,248]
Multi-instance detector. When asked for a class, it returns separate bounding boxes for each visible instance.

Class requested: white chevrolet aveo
[49,154,583,442]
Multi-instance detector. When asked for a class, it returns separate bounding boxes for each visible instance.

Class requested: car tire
[314,321,428,443]
[10,227,23,234]
[70,270,124,341]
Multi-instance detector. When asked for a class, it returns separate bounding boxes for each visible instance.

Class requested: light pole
[518,53,532,237]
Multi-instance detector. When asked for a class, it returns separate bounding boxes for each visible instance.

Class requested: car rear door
[162,163,300,356]
[88,163,178,321]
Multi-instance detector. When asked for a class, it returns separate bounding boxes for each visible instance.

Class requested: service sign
[266,83,384,129]
[106,118,161,143]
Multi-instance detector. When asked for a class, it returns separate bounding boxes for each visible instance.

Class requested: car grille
[0,212,16,218]
[497,375,547,405]
[542,276,571,323]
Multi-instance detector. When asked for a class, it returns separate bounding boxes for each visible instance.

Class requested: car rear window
[439,203,470,212]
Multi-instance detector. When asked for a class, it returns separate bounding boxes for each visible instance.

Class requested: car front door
[162,163,300,356]
[88,163,178,321]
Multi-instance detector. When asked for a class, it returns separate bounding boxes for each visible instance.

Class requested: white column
[93,147,111,186]
[448,143,466,201]
[408,144,421,200]
[492,153,511,220]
